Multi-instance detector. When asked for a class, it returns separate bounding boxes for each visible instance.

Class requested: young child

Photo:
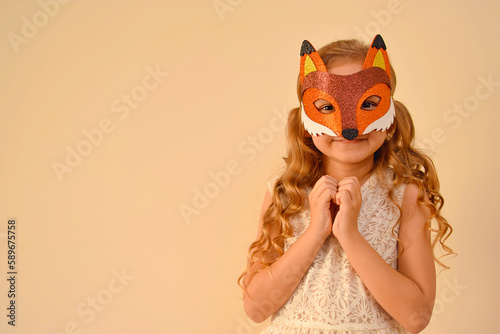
[238,35,453,333]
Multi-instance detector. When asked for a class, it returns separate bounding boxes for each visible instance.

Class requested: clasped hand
[308,175,362,242]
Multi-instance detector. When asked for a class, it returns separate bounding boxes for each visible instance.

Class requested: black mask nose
[342,129,358,140]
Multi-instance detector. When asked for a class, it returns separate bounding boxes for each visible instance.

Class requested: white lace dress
[261,170,409,334]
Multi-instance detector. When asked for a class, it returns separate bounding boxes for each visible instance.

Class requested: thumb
[335,191,342,206]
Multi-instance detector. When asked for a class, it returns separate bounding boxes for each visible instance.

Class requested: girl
[238,35,453,334]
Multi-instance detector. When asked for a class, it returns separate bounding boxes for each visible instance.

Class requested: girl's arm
[243,176,338,323]
[335,180,436,334]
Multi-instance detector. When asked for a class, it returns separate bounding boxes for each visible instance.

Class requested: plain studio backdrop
[0,0,499,333]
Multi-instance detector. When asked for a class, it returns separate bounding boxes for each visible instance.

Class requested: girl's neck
[323,156,374,185]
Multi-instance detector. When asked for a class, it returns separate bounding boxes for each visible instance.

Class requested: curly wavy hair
[238,38,454,291]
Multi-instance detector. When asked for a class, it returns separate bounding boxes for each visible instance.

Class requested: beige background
[0,0,499,333]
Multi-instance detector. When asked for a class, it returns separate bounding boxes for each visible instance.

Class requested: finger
[337,184,360,205]
[338,177,362,202]
[323,174,339,185]
[311,182,335,199]
[310,176,338,197]
[335,188,353,206]
[317,186,338,204]
[338,176,360,189]
[317,175,339,190]
[337,182,358,194]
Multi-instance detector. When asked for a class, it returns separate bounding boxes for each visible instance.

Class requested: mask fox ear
[363,34,391,80]
[300,40,327,86]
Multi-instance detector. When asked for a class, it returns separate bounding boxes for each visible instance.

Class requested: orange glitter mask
[299,34,395,140]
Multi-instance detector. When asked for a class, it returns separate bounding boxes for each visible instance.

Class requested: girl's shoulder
[267,174,280,195]
[266,167,286,195]
[370,167,408,205]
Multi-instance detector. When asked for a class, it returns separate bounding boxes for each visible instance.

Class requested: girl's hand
[308,175,338,241]
[332,177,362,241]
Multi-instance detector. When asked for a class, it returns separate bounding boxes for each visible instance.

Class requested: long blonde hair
[238,38,454,291]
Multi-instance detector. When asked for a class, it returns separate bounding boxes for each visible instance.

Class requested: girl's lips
[333,137,367,143]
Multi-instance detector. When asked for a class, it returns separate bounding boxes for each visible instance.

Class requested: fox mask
[300,34,395,140]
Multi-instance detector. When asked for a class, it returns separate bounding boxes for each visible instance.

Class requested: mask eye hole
[314,99,335,114]
[361,95,381,111]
